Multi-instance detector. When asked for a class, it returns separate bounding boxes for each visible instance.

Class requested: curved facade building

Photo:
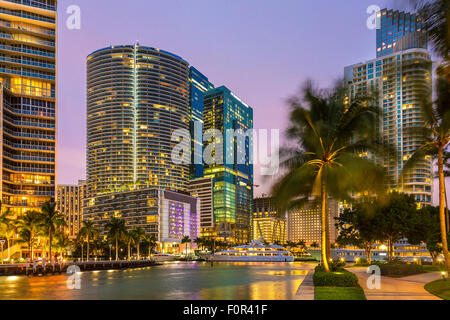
[86,44,190,196]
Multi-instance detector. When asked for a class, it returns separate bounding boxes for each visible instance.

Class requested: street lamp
[109,244,112,261]
[442,271,448,280]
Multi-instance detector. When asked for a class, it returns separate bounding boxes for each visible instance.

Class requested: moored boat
[211,240,294,262]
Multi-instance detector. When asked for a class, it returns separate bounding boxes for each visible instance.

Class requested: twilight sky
[57,0,445,204]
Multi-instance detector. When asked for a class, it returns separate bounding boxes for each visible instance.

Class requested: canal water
[0,262,313,300]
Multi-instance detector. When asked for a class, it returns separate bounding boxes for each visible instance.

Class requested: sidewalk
[294,270,315,300]
[348,268,442,300]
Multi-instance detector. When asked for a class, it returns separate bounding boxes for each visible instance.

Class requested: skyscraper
[86,44,191,197]
[376,8,427,58]
[203,86,254,244]
[57,180,86,239]
[252,197,286,244]
[0,0,57,215]
[189,67,214,179]
[345,8,433,205]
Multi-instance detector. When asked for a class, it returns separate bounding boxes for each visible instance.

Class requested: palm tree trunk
[325,199,331,260]
[81,243,84,262]
[115,238,119,261]
[137,242,140,260]
[7,237,10,260]
[87,236,90,261]
[49,230,52,260]
[438,147,450,274]
[321,181,330,272]
[127,242,130,260]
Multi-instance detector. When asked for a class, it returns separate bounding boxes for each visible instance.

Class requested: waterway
[0,261,313,300]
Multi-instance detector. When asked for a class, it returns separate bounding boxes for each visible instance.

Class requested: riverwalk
[348,267,442,300]
[0,259,159,276]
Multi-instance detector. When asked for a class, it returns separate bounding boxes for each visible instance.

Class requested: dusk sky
[57,0,444,204]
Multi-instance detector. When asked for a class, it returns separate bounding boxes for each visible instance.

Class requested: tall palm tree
[181,236,190,256]
[272,81,387,272]
[130,228,146,260]
[124,231,133,260]
[79,220,99,261]
[404,74,450,274]
[0,209,17,260]
[145,234,157,258]
[54,231,71,260]
[17,211,41,259]
[39,202,66,259]
[105,217,127,261]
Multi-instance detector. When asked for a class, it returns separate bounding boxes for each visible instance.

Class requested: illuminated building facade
[86,44,191,197]
[287,200,339,246]
[203,86,254,244]
[252,197,286,244]
[189,67,214,179]
[0,0,57,215]
[345,8,433,205]
[189,176,214,237]
[83,188,199,252]
[57,180,86,239]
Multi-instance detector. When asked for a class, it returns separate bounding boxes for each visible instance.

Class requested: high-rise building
[189,67,214,179]
[376,8,427,58]
[252,197,286,244]
[345,8,433,205]
[203,86,254,244]
[57,180,86,239]
[287,200,339,246]
[86,44,191,197]
[189,176,214,237]
[0,0,57,215]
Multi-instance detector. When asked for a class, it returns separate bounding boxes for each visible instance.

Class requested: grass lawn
[424,280,450,300]
[315,287,366,300]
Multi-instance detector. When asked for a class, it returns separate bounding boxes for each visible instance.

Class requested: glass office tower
[346,8,433,205]
[0,0,57,215]
[203,86,253,244]
[376,8,427,58]
[189,67,214,179]
[86,44,191,197]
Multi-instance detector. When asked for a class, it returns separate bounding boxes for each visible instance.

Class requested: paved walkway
[294,270,315,300]
[348,268,442,300]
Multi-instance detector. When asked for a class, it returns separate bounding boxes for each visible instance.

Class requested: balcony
[2,0,56,12]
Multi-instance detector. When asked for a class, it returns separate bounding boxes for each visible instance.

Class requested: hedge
[378,263,423,276]
[313,270,359,287]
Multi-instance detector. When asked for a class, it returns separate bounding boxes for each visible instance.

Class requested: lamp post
[109,244,112,261]
[0,240,5,262]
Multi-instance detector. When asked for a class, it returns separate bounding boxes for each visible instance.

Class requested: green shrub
[313,270,359,287]
[315,260,346,272]
[379,263,423,276]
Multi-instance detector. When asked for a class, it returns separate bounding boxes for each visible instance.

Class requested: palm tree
[145,234,157,258]
[105,217,127,261]
[17,211,41,259]
[124,231,133,260]
[39,202,66,259]
[272,81,387,272]
[194,237,204,250]
[79,220,99,261]
[404,74,450,274]
[129,228,146,260]
[54,231,71,260]
[0,209,17,260]
[181,236,191,256]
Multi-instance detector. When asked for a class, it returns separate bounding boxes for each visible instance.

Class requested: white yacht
[211,240,294,262]
[151,253,177,262]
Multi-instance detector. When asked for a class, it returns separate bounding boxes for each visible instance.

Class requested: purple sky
[57,0,446,204]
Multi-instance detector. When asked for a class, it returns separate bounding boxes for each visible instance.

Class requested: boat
[151,253,178,262]
[211,240,295,262]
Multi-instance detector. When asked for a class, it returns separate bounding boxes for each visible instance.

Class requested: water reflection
[0,262,313,300]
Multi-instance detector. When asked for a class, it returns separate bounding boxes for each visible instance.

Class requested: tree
[39,202,66,259]
[54,231,71,260]
[79,220,99,261]
[336,199,382,264]
[0,209,17,260]
[271,81,387,272]
[146,234,157,257]
[124,231,133,260]
[403,73,450,274]
[181,236,191,256]
[105,217,127,261]
[129,228,146,260]
[310,242,319,248]
[17,211,41,259]
[406,206,448,264]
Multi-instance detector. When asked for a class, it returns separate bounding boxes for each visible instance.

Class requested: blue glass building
[202,86,254,244]
[189,67,214,179]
